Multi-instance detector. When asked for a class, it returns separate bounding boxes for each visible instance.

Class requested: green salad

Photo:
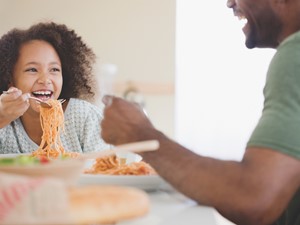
[0,155,70,166]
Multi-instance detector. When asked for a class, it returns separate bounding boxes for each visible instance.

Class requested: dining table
[77,162,221,225]
[116,186,218,225]
[0,152,221,225]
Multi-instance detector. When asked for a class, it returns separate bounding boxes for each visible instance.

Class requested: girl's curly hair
[0,22,97,100]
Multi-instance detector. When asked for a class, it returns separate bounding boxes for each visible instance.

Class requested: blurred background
[0,0,273,160]
[0,0,275,166]
[0,0,175,139]
[1,1,277,224]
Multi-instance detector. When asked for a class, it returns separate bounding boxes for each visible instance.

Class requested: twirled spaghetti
[84,155,157,175]
[31,99,77,159]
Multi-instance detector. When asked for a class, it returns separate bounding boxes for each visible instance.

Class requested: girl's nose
[37,73,52,85]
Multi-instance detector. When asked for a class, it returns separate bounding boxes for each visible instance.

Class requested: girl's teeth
[33,91,51,95]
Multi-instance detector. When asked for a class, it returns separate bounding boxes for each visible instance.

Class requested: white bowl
[0,154,85,186]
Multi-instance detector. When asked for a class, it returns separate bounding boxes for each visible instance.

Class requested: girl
[0,22,109,153]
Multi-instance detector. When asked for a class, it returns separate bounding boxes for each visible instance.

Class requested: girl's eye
[51,68,61,72]
[25,68,37,72]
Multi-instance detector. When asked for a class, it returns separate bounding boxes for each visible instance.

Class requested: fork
[2,90,65,108]
[28,96,66,108]
[79,140,159,160]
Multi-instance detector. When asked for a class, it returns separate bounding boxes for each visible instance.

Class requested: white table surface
[117,189,218,225]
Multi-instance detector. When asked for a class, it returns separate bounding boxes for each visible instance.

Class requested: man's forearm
[141,133,297,225]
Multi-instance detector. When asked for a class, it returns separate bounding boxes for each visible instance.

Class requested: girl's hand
[0,87,30,128]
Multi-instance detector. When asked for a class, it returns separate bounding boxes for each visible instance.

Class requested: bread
[69,185,150,224]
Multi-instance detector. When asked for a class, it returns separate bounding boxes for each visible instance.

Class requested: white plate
[77,173,169,191]
[0,153,85,186]
[78,156,172,191]
[0,154,173,191]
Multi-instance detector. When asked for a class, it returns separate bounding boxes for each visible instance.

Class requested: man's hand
[101,95,155,145]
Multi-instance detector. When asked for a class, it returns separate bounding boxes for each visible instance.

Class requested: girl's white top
[0,98,110,154]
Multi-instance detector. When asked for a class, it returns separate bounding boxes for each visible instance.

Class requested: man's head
[227,0,300,49]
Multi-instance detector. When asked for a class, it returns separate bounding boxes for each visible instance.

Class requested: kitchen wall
[0,0,176,138]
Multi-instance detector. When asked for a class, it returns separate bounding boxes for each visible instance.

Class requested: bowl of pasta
[78,153,172,191]
[0,154,85,186]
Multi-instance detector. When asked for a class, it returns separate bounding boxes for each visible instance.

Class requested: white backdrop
[175,0,275,160]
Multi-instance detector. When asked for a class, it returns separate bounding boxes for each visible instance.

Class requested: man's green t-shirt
[247,32,300,225]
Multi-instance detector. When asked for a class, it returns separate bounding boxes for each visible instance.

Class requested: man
[100,0,300,224]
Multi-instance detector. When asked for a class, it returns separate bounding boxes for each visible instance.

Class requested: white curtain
[175,0,275,160]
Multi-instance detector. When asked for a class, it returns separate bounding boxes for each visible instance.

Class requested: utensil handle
[81,140,159,159]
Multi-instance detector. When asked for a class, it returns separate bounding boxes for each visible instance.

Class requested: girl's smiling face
[12,40,63,112]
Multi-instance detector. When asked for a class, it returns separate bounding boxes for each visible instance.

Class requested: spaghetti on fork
[32,99,78,159]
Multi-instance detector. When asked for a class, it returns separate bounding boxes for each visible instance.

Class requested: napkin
[0,172,72,225]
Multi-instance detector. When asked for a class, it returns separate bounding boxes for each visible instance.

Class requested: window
[175,0,275,160]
